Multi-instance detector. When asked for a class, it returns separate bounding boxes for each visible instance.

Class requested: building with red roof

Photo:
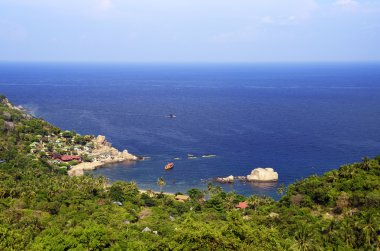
[60,155,81,162]
[235,201,249,209]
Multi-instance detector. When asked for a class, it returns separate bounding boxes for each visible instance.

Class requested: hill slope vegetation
[0,95,379,250]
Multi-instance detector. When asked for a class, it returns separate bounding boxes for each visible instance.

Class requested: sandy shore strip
[139,189,175,196]
[68,159,126,176]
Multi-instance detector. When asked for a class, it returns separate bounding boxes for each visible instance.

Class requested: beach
[68,159,129,176]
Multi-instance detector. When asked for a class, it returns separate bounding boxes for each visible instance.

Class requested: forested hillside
[0,95,379,250]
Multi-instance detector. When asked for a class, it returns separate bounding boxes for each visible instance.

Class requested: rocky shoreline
[214,168,279,184]
[68,135,139,176]
[4,97,278,183]
[1,96,140,177]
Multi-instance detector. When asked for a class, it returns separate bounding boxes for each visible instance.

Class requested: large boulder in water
[247,168,278,182]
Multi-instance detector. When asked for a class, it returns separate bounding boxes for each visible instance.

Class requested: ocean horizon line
[1,60,380,65]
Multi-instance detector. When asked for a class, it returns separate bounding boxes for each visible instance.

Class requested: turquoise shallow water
[1,62,380,197]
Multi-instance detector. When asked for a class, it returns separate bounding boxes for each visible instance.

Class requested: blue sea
[1,62,380,198]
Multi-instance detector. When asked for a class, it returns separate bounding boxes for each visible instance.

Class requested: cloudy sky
[0,0,379,62]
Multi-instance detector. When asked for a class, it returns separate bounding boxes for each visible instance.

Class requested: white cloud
[211,26,257,43]
[260,16,275,24]
[259,15,298,26]
[98,0,112,11]
[0,21,27,42]
[334,0,359,8]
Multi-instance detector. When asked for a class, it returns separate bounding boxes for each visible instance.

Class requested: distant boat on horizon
[166,114,176,118]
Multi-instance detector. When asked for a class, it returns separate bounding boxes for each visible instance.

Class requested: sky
[0,0,379,62]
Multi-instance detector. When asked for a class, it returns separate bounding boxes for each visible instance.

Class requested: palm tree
[339,165,355,179]
[361,156,370,171]
[326,170,339,183]
[146,189,155,197]
[214,186,222,194]
[207,182,214,199]
[340,220,354,247]
[157,177,166,193]
[293,225,315,251]
[225,192,236,210]
[277,183,285,196]
[129,180,137,188]
[361,213,376,247]
[247,195,260,211]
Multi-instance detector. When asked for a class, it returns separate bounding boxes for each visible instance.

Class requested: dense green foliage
[0,95,379,250]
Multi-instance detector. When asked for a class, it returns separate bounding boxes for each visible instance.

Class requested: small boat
[202,154,217,158]
[164,162,174,170]
[166,114,176,118]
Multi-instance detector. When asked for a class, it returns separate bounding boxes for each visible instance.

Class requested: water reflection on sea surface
[248,182,278,190]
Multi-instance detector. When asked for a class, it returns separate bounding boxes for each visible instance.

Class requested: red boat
[164,162,174,170]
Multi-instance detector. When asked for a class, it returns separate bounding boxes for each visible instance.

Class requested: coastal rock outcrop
[216,175,234,183]
[92,135,137,161]
[95,135,111,147]
[4,121,15,130]
[247,168,278,182]
[68,135,138,176]
[121,149,138,160]
[0,97,13,109]
[1,97,31,119]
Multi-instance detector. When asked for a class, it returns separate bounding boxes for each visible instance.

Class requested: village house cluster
[28,130,95,167]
